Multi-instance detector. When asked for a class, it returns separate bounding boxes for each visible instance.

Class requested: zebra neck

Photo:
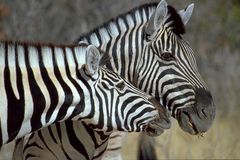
[0,42,93,146]
[79,4,157,83]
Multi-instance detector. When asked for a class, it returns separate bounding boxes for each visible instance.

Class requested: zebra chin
[144,118,171,137]
[176,88,215,135]
[144,97,171,136]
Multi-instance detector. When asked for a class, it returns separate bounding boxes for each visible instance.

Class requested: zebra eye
[145,33,152,42]
[161,52,175,61]
[116,81,126,91]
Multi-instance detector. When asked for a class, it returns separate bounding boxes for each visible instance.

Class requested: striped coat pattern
[0,41,171,159]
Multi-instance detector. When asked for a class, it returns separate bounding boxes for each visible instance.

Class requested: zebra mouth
[144,121,164,137]
[144,116,171,137]
[176,110,199,135]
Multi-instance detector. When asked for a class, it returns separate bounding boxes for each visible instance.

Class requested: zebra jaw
[144,117,170,137]
[144,97,171,136]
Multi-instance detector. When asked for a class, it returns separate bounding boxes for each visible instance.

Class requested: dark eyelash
[161,52,175,61]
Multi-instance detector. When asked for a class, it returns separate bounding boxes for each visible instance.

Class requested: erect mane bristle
[0,39,85,49]
[75,2,159,43]
[166,5,185,37]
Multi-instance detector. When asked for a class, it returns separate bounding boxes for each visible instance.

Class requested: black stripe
[82,121,98,148]
[23,137,43,153]
[24,45,46,132]
[55,47,74,121]
[111,27,121,72]
[76,3,157,42]
[172,98,195,117]
[93,146,108,159]
[95,31,102,46]
[37,46,58,124]
[137,47,148,85]
[66,48,86,120]
[5,43,25,142]
[69,69,90,120]
[25,154,39,159]
[134,116,152,132]
[128,102,154,131]
[57,122,72,160]
[148,63,160,95]
[120,18,128,78]
[161,78,188,93]
[61,144,72,160]
[159,69,184,92]
[162,85,194,109]
[105,43,113,70]
[48,124,57,144]
[93,85,108,130]
[120,95,137,119]
[168,91,194,108]
[38,129,59,159]
[132,12,144,83]
[55,121,62,141]
[143,61,157,92]
[106,147,121,151]
[115,95,122,131]
[65,121,89,159]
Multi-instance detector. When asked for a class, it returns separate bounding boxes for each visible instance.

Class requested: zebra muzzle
[144,114,171,137]
[144,97,171,136]
[147,97,171,128]
[145,122,164,136]
[144,117,171,137]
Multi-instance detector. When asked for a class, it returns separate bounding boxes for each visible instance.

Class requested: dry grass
[122,111,240,159]
[1,1,239,159]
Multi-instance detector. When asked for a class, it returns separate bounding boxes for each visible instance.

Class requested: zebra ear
[178,3,194,25]
[145,0,168,36]
[85,45,101,77]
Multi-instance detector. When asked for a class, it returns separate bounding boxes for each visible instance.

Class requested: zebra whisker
[197,132,204,138]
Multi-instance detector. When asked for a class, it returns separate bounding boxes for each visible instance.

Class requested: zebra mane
[2,40,86,49]
[75,2,186,43]
[166,5,185,36]
[1,40,109,67]
[99,50,111,67]
[75,2,159,43]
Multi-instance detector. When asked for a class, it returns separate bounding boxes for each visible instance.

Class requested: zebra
[12,0,216,159]
[0,40,171,157]
[80,1,214,159]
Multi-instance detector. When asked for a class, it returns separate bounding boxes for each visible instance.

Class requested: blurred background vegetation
[0,0,239,159]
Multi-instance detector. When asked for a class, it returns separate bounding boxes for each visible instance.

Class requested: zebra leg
[101,131,127,160]
[137,133,157,160]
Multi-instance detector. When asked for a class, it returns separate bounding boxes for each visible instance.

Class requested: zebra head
[81,45,170,136]
[139,0,215,135]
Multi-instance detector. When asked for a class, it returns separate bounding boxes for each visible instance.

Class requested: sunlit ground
[122,111,240,159]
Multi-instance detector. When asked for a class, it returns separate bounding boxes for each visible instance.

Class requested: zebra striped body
[0,40,170,151]
[79,1,215,159]
[14,0,215,159]
[12,121,111,160]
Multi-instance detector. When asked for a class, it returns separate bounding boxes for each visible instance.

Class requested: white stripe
[7,45,19,100]
[65,47,81,106]
[108,22,119,37]
[17,45,34,140]
[0,43,8,144]
[99,28,110,51]
[90,33,100,47]
[41,47,64,125]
